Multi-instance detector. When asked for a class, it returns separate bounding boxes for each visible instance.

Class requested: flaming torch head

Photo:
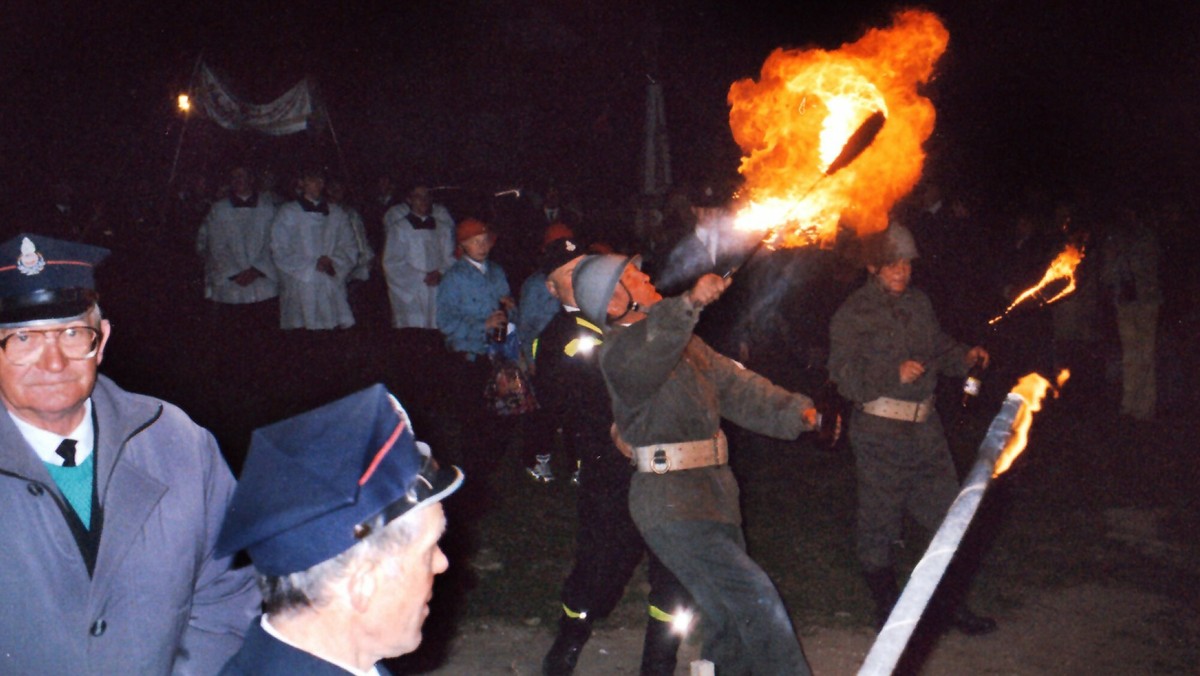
[728,9,949,249]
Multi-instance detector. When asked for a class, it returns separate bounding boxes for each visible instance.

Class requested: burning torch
[723,110,887,278]
[858,372,1065,676]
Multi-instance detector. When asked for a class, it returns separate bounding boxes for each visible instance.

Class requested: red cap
[456,218,490,243]
[542,222,575,249]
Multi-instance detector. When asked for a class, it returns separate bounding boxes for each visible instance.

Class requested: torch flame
[993,370,1068,477]
[989,244,1085,324]
[728,9,949,248]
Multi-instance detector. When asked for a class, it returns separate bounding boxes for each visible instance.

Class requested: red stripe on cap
[0,260,96,272]
[358,419,407,487]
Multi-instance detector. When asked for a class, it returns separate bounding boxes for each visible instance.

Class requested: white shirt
[8,399,94,466]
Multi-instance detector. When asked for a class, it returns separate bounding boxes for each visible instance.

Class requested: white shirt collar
[261,615,381,676]
[8,399,94,466]
[465,258,487,273]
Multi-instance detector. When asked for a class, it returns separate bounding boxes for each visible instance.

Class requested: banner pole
[168,52,205,187]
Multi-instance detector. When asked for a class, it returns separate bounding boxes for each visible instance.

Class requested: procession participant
[536,242,690,675]
[572,254,820,675]
[828,223,997,634]
[436,218,517,473]
[517,223,576,483]
[0,234,260,674]
[269,165,359,330]
[383,184,455,329]
[197,165,279,308]
[1101,205,1161,422]
[215,384,463,675]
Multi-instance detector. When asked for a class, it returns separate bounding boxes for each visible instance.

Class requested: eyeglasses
[0,326,102,366]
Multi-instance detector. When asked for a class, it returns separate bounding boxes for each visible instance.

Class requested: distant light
[177,94,191,112]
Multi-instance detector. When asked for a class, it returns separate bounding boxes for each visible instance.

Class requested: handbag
[483,328,538,416]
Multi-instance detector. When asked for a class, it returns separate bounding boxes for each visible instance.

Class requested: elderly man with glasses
[0,234,260,674]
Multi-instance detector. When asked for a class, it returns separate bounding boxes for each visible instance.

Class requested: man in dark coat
[216,384,463,675]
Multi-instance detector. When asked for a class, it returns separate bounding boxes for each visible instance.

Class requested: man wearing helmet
[571,254,821,675]
[828,222,996,635]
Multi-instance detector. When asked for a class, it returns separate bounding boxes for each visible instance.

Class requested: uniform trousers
[561,455,687,620]
[850,410,959,570]
[638,519,811,676]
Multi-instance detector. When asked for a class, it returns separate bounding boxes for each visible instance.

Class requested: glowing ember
[993,370,1067,477]
[728,9,949,248]
[989,244,1085,324]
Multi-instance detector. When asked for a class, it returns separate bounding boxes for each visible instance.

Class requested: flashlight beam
[857,393,1023,676]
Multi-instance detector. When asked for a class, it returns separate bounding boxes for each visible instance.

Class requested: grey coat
[0,375,260,675]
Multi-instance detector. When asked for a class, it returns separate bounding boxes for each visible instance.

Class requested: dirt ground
[412,506,1199,675]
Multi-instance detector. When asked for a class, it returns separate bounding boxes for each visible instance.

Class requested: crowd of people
[1,161,1188,674]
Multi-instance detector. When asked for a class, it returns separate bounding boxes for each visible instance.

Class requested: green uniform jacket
[600,295,813,528]
[829,279,969,433]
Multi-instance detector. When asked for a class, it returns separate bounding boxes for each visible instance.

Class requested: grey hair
[258,505,427,615]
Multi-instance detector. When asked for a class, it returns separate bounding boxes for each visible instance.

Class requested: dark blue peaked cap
[0,234,109,326]
[216,384,463,576]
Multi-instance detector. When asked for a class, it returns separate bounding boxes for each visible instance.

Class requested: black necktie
[56,439,78,468]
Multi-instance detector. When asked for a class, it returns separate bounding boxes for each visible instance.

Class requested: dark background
[3,1,1198,208]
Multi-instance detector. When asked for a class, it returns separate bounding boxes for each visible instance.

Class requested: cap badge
[16,237,45,276]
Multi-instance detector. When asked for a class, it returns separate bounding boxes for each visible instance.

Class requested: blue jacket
[516,271,560,363]
[0,375,261,675]
[436,257,512,357]
[220,617,394,675]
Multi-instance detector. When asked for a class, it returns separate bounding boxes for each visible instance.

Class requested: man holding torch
[572,254,821,675]
[828,222,997,635]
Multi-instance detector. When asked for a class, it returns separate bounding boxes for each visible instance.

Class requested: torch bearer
[857,373,1057,675]
[724,110,887,278]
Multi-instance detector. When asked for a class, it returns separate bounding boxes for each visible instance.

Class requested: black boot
[638,617,681,676]
[543,616,592,676]
[863,567,898,631]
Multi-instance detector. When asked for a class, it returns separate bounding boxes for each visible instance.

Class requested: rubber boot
[638,617,681,676]
[863,566,898,631]
[542,616,592,676]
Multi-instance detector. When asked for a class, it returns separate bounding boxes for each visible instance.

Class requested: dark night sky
[2,1,1198,210]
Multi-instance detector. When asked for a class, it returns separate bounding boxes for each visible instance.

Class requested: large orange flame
[728,9,949,248]
[993,370,1069,477]
[989,244,1085,324]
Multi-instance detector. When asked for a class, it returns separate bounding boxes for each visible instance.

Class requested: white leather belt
[861,396,935,423]
[632,430,728,474]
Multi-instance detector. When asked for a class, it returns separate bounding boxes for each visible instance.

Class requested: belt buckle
[651,448,670,474]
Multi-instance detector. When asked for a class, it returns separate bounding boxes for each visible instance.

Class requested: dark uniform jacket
[535,308,621,470]
[220,618,393,675]
[600,295,813,529]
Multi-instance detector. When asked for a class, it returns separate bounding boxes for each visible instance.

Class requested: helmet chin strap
[610,282,641,322]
